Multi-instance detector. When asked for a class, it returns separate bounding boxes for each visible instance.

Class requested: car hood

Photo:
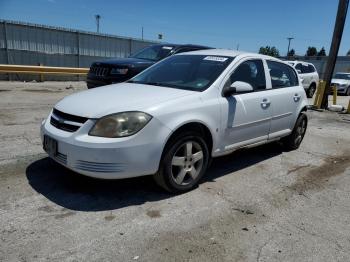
[93,57,154,67]
[55,83,195,118]
[331,79,350,85]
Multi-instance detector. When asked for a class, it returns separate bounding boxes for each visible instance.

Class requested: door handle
[261,98,271,108]
[293,93,301,102]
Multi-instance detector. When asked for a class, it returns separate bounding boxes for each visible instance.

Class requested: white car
[331,72,350,95]
[288,61,319,98]
[41,49,308,192]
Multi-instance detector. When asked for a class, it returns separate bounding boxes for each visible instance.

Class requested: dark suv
[86,44,211,88]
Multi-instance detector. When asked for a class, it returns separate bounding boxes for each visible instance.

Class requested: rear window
[302,65,310,73]
[267,61,298,88]
[308,64,316,73]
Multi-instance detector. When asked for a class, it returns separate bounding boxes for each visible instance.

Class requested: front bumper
[40,113,171,179]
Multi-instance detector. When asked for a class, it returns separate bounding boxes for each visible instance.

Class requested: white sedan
[331,72,350,95]
[41,49,308,192]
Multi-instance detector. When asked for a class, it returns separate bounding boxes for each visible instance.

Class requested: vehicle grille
[50,109,88,132]
[89,66,109,77]
[74,160,124,173]
[54,152,67,165]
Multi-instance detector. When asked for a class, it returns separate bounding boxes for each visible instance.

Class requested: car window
[130,55,234,91]
[131,45,174,61]
[267,60,298,88]
[308,64,315,73]
[295,63,302,72]
[227,60,266,90]
[302,64,310,74]
[334,73,350,80]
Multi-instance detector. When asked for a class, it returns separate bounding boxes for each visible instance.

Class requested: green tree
[306,46,318,56]
[347,49,350,56]
[317,47,326,56]
[287,48,295,57]
[258,46,280,57]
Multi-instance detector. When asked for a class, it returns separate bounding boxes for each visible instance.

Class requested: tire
[153,131,210,193]
[281,113,308,151]
[346,87,350,96]
[306,84,316,98]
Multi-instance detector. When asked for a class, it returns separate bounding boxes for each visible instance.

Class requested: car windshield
[128,55,234,91]
[334,73,350,80]
[130,45,175,61]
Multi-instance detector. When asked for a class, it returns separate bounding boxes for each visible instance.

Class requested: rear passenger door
[266,60,301,139]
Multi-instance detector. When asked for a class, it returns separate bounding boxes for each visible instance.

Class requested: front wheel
[154,132,209,193]
[281,113,308,151]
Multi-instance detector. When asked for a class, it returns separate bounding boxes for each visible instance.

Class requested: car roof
[288,60,315,66]
[176,48,283,61]
[152,43,212,49]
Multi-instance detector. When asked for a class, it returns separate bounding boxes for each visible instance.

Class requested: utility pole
[236,44,239,50]
[95,14,101,33]
[142,27,144,40]
[321,0,349,109]
[287,37,294,56]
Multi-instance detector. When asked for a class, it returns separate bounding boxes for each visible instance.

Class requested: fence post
[77,31,80,81]
[129,39,132,57]
[39,63,44,82]
[3,21,10,81]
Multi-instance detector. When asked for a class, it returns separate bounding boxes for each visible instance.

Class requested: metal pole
[321,0,349,109]
[95,15,101,33]
[142,27,144,40]
[287,37,294,56]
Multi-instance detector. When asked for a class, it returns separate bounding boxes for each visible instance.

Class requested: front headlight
[110,68,128,75]
[89,112,152,138]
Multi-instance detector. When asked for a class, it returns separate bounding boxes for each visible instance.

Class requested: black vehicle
[86,44,211,89]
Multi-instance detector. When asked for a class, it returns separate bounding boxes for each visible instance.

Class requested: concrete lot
[0,81,350,262]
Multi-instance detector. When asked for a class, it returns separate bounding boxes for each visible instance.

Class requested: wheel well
[164,122,213,154]
[309,82,316,88]
[299,106,307,116]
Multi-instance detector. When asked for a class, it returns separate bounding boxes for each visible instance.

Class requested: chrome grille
[50,109,88,132]
[90,66,109,76]
[74,160,124,173]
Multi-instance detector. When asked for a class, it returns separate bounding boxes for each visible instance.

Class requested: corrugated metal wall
[0,20,156,81]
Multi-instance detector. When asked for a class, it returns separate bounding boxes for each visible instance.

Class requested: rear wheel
[346,87,350,96]
[281,113,308,151]
[306,84,316,98]
[154,132,209,193]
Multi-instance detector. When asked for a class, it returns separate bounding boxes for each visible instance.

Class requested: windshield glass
[130,45,175,61]
[129,55,234,91]
[334,73,350,80]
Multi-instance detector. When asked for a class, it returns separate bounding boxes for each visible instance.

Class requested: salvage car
[288,61,319,98]
[86,44,211,89]
[331,72,350,95]
[41,49,308,192]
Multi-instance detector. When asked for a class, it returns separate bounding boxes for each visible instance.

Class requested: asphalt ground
[0,81,349,262]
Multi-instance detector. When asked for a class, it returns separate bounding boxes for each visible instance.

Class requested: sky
[1,0,350,56]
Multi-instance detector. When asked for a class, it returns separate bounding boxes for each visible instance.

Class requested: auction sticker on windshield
[204,56,228,62]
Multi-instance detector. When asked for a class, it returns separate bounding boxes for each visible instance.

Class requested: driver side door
[219,58,272,151]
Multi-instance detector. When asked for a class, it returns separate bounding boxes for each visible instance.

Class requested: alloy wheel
[170,141,204,186]
[295,118,306,145]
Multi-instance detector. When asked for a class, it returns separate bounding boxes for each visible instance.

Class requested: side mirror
[296,69,301,74]
[222,81,254,97]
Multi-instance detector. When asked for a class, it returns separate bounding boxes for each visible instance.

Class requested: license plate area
[43,135,58,157]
